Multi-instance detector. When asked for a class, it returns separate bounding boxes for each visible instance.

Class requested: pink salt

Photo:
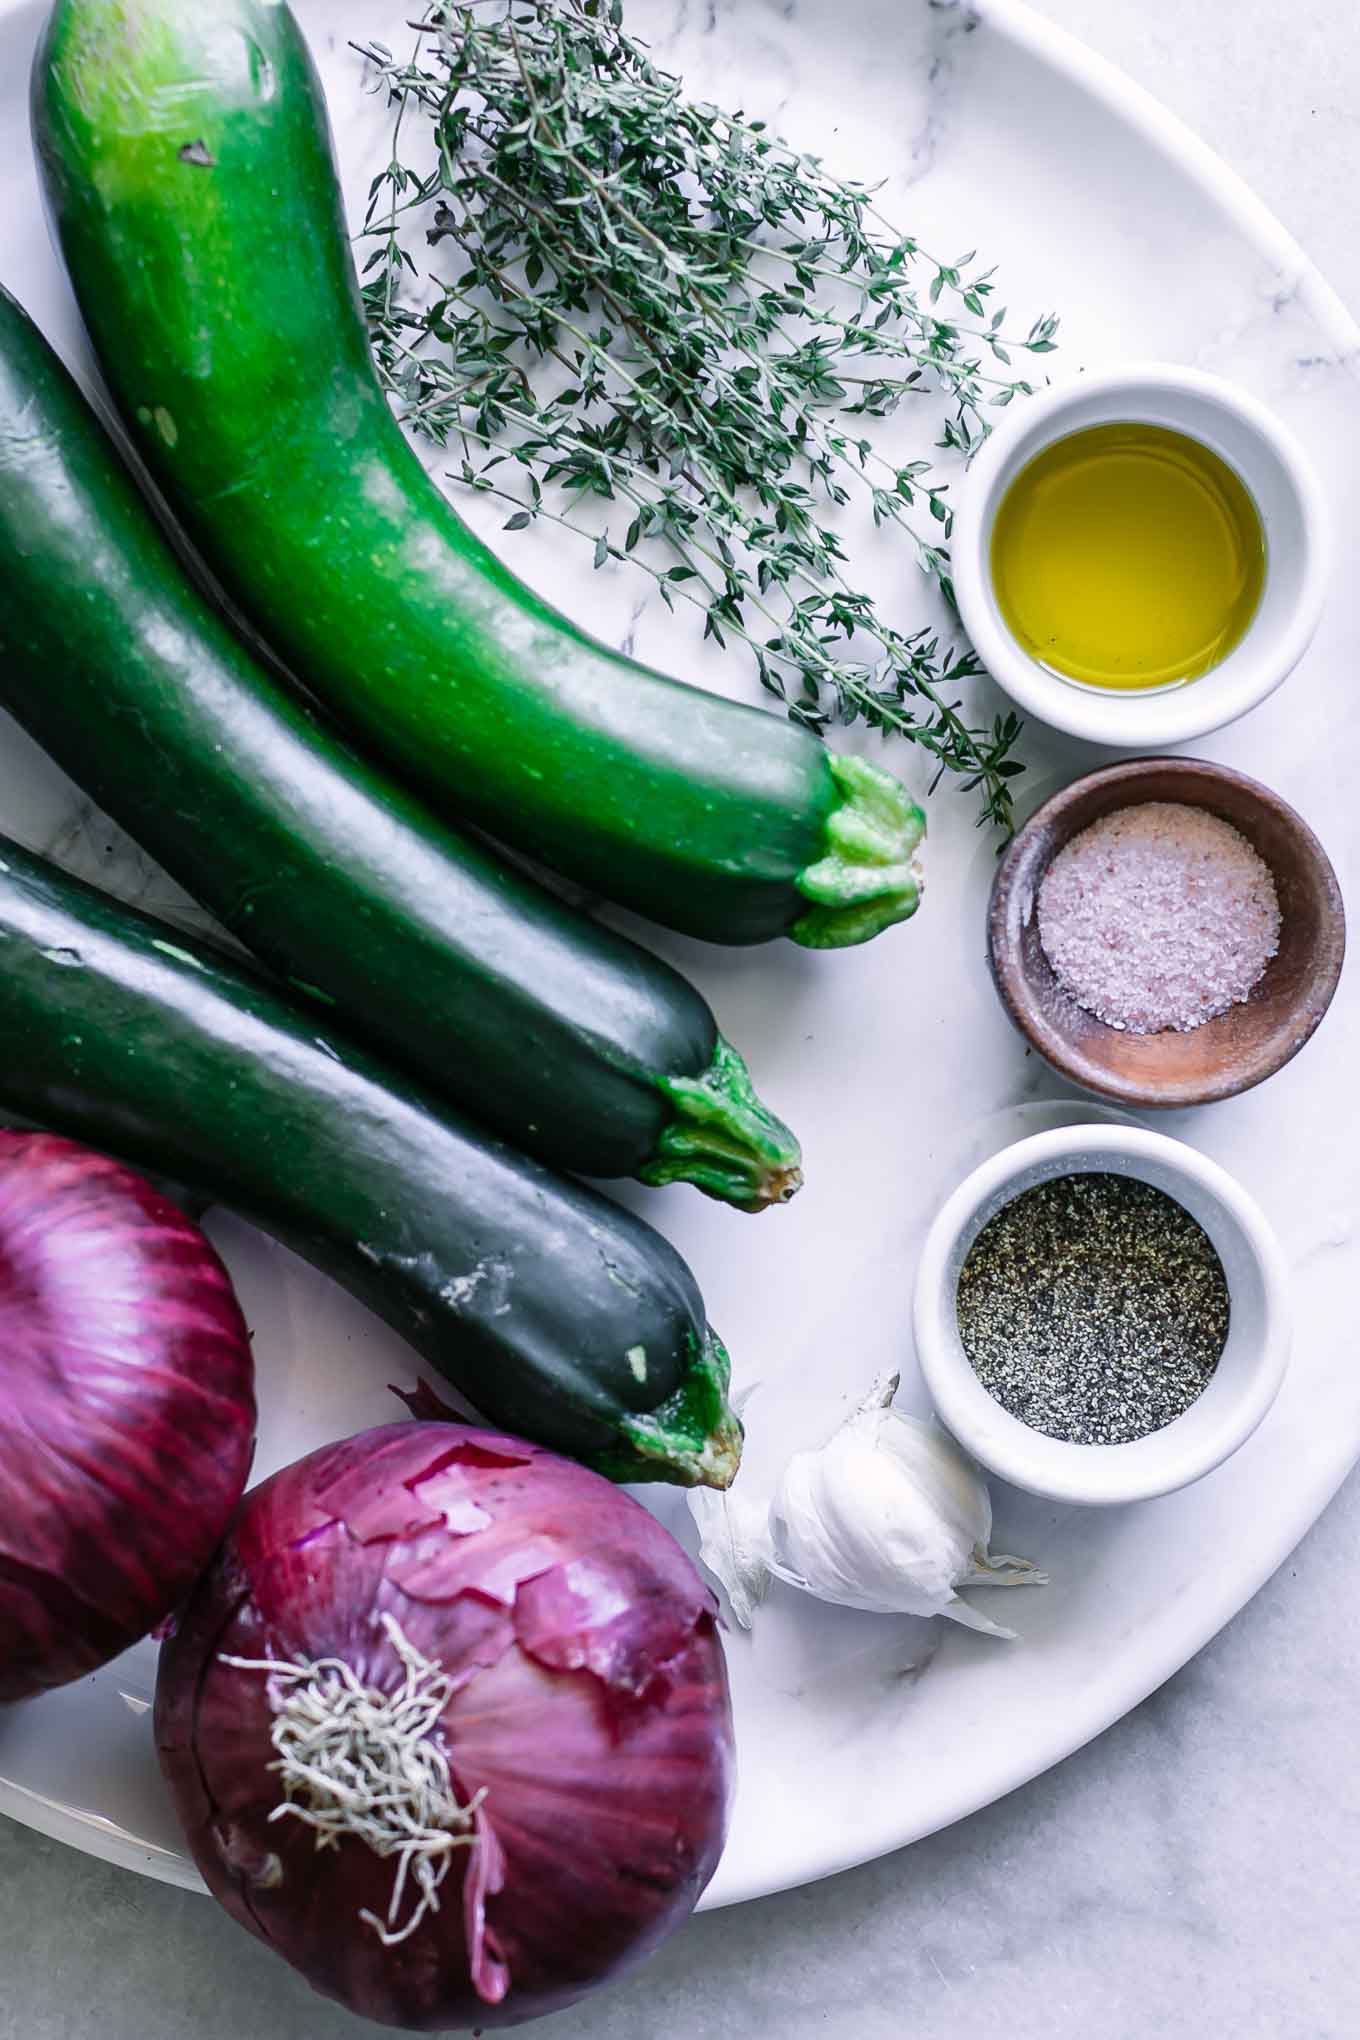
[1037,801,1281,1035]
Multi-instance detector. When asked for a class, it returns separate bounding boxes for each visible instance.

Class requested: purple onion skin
[156,1422,735,2031]
[0,1131,256,1702]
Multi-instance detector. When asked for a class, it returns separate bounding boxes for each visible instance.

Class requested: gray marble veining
[3,1476,1358,2040]
[1,1,1359,2035]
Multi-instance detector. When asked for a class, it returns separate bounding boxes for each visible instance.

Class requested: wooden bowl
[988,758,1346,1108]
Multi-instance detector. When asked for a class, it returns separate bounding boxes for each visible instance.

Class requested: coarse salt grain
[1037,801,1281,1034]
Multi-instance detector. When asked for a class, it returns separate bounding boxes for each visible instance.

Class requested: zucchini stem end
[792,752,926,949]
[644,1034,803,1213]
[592,1329,743,1490]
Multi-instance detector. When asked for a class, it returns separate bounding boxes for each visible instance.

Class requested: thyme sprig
[355,0,1058,829]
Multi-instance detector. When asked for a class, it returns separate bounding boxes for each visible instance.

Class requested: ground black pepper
[955,1171,1229,1446]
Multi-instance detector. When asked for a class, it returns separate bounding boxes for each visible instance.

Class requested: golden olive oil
[990,422,1266,690]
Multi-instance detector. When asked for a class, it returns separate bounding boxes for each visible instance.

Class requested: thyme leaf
[355,0,1059,831]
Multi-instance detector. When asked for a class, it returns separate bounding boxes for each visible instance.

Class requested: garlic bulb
[689,1373,1044,1639]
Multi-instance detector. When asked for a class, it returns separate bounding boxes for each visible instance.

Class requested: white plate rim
[713,0,1360,1902]
[0,0,1353,1910]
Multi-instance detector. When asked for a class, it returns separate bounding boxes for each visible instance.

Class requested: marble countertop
[3,3,1358,2036]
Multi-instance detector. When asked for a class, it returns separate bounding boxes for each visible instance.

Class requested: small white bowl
[912,1124,1291,1506]
[951,364,1329,747]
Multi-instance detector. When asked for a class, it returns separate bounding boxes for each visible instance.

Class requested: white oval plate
[0,0,1355,1911]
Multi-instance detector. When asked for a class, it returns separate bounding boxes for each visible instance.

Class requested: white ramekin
[951,364,1329,747]
[912,1124,1291,1507]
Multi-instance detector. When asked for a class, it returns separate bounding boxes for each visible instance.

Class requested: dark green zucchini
[0,282,799,1210]
[0,835,738,1488]
[33,0,926,950]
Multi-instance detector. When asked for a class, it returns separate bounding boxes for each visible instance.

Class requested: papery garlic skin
[767,1374,1043,1638]
[688,1485,773,1631]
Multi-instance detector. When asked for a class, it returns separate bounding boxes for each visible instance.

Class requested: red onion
[155,1421,734,2031]
[0,1131,255,1702]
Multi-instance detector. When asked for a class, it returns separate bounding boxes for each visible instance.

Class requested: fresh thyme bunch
[355,0,1059,830]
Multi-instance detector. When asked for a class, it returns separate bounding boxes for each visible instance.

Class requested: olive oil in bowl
[990,423,1266,691]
